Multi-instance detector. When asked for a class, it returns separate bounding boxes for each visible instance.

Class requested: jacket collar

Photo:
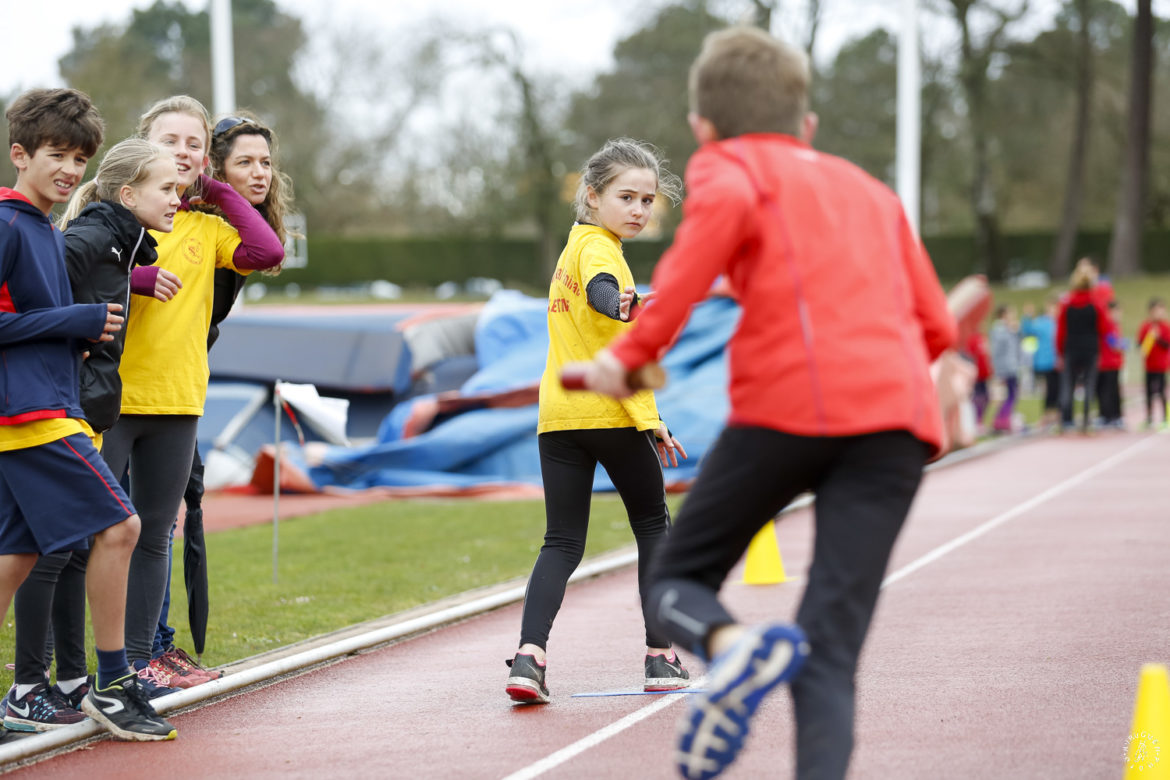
[70,200,159,266]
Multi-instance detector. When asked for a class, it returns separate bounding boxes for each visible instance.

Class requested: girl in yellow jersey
[505,139,688,704]
[98,96,284,695]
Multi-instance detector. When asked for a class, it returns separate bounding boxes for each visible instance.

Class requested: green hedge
[280,230,1170,289]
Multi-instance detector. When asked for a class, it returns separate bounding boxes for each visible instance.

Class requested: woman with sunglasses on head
[148,111,295,688]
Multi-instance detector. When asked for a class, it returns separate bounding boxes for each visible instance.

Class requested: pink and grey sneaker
[159,646,221,684]
[645,651,691,692]
[505,654,550,704]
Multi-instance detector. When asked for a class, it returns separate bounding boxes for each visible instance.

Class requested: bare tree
[1049,0,1094,280]
[946,0,1026,282]
[1107,0,1154,277]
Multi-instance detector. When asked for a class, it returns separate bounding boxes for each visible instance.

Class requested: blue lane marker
[571,689,705,697]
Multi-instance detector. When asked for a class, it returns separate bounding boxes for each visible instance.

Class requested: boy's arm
[199,175,284,271]
[609,154,752,369]
[897,212,956,361]
[0,304,109,346]
[0,227,109,345]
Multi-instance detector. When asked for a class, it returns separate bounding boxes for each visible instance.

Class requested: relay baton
[560,362,666,391]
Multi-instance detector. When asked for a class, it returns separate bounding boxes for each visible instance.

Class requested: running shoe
[505,654,550,704]
[53,677,92,711]
[132,661,182,699]
[645,651,691,692]
[3,682,87,732]
[159,646,221,683]
[82,674,177,741]
[676,623,810,780]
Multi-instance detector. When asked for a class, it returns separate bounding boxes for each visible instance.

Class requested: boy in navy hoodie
[0,88,175,740]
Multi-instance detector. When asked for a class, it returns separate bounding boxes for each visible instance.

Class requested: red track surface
[8,430,1169,779]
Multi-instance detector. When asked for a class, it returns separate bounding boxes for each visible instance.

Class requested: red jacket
[610,134,956,455]
[1138,320,1170,372]
[1056,290,1110,357]
[1099,319,1124,371]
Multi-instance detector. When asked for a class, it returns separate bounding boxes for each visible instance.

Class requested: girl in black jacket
[3,139,183,731]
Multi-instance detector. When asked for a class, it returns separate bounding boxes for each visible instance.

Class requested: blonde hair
[689,26,810,139]
[58,138,170,228]
[136,95,211,198]
[572,138,683,223]
[1070,258,1097,291]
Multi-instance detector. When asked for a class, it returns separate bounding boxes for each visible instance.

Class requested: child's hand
[619,287,637,321]
[152,269,183,302]
[654,423,688,469]
[96,303,124,342]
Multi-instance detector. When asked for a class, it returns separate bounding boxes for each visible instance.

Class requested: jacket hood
[0,187,49,218]
[67,200,159,266]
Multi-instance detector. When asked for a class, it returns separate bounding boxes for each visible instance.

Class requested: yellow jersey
[537,224,659,434]
[118,209,244,415]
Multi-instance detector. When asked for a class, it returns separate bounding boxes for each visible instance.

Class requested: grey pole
[896,0,921,233]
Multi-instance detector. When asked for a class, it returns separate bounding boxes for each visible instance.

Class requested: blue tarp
[305,291,740,491]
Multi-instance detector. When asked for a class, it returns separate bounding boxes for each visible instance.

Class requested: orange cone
[741,521,787,585]
[1124,664,1170,779]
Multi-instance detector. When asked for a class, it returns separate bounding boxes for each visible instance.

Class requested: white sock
[14,683,38,700]
[56,677,87,695]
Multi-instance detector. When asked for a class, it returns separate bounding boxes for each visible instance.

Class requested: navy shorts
[0,433,135,555]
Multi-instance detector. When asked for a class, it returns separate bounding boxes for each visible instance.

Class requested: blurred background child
[1137,297,1170,429]
[988,304,1021,433]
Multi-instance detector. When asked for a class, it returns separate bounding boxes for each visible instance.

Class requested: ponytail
[57,138,169,229]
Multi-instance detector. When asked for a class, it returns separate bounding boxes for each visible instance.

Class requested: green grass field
[0,495,677,692]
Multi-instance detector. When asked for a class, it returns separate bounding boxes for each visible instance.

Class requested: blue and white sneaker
[676,623,810,780]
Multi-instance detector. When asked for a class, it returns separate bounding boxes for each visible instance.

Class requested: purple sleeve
[130,265,159,297]
[199,175,284,271]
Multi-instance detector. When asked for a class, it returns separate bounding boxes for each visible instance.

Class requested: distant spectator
[1096,301,1125,429]
[1056,260,1111,433]
[988,305,1021,433]
[1137,297,1170,429]
[963,328,992,433]
[1020,297,1059,428]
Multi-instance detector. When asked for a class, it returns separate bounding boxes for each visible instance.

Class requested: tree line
[1,0,1164,282]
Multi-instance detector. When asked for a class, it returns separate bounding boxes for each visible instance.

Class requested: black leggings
[1146,372,1166,423]
[519,428,672,650]
[99,414,199,663]
[647,427,927,780]
[12,549,90,684]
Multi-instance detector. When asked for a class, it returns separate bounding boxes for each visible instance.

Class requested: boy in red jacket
[573,27,955,780]
[1138,297,1170,428]
[1096,301,1125,429]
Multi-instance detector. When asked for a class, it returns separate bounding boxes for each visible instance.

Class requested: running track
[7,430,1168,778]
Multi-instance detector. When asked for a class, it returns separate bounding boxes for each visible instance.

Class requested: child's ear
[119,184,137,210]
[800,112,819,145]
[687,113,719,145]
[585,185,599,211]
[10,143,29,172]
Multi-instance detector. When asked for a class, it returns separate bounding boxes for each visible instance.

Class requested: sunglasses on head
[213,116,256,137]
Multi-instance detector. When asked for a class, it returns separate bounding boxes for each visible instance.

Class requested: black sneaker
[53,677,92,711]
[505,654,550,704]
[82,674,177,741]
[3,682,87,732]
[645,652,691,692]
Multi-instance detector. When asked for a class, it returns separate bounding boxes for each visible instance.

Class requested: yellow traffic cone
[741,521,787,585]
[1124,664,1170,779]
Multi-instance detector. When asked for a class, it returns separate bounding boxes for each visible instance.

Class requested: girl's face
[587,167,658,239]
[146,111,209,189]
[121,157,182,232]
[222,133,273,206]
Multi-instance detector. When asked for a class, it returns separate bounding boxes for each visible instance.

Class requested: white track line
[501,434,1160,780]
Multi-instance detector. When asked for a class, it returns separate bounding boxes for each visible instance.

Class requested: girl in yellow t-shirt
[97,96,284,694]
[506,139,688,704]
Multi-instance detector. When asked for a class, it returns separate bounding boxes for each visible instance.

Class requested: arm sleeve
[610,153,751,369]
[1056,305,1067,355]
[0,227,108,344]
[585,273,623,320]
[130,265,160,297]
[199,176,284,272]
[898,210,956,361]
